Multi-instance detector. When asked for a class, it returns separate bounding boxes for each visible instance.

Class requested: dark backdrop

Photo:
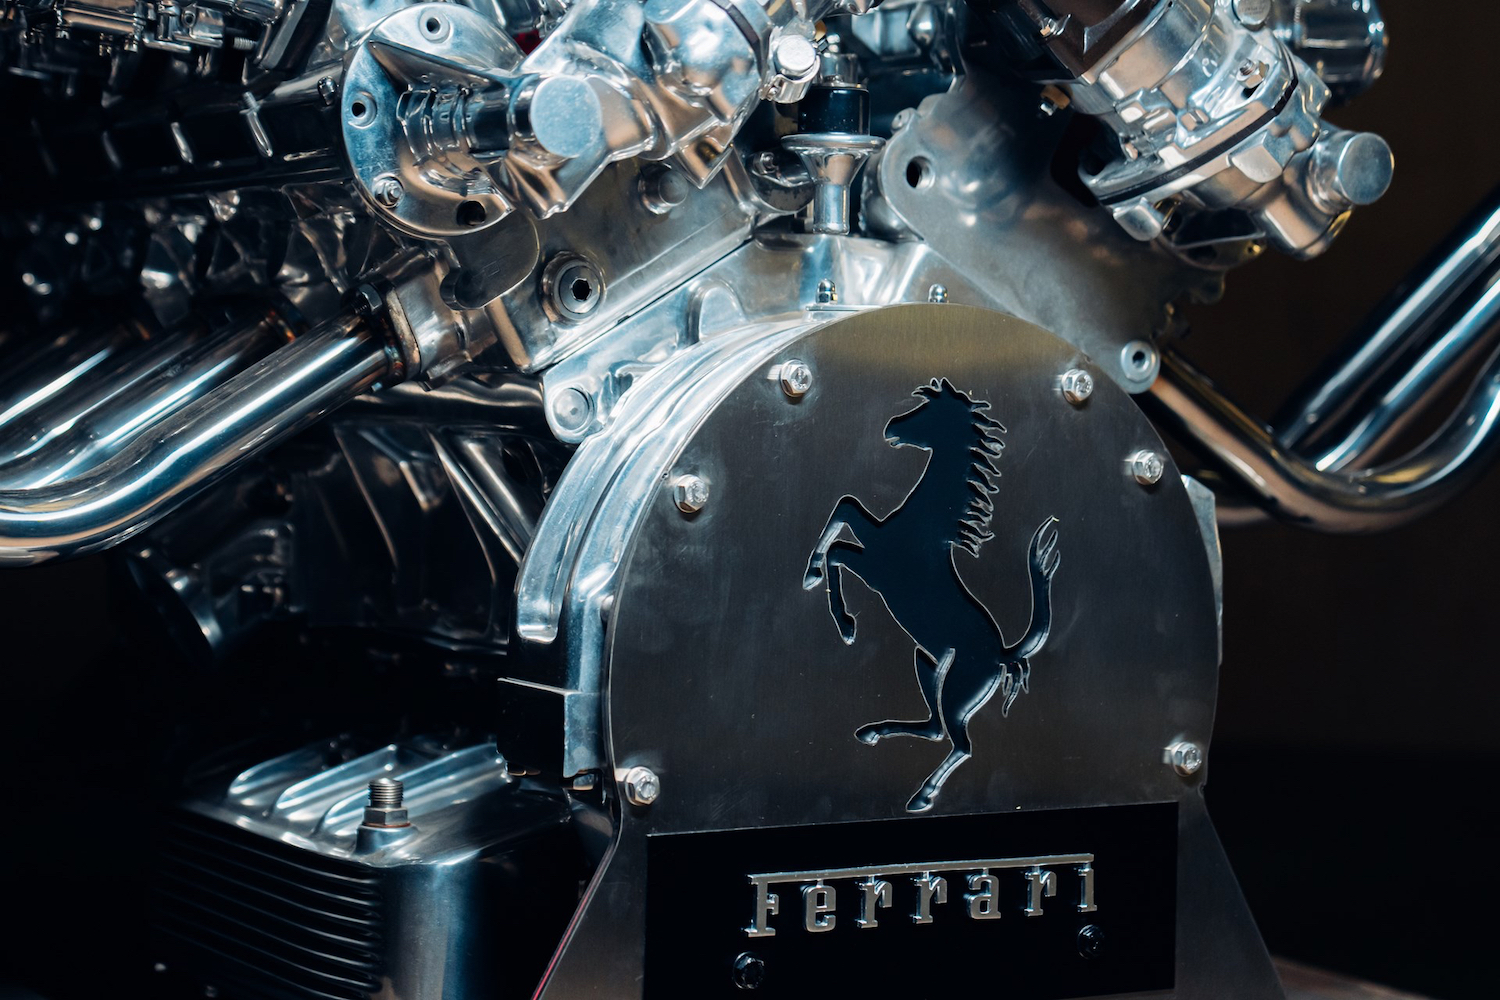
[1181,2,1499,997]
[4,2,1498,998]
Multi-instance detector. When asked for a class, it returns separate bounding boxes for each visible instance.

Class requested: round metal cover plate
[607,305,1220,828]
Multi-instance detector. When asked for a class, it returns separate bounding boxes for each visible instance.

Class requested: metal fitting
[779,359,813,398]
[1164,741,1204,776]
[543,255,606,322]
[672,474,710,514]
[816,279,837,304]
[1129,450,1166,486]
[363,776,411,827]
[1232,0,1272,30]
[1061,369,1095,406]
[639,167,691,215]
[1307,129,1395,212]
[1120,340,1161,386]
[732,952,767,990]
[1235,59,1269,91]
[622,765,661,806]
[927,284,949,304]
[550,387,593,434]
[371,175,404,208]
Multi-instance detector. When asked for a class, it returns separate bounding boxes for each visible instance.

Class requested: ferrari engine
[2,0,1496,997]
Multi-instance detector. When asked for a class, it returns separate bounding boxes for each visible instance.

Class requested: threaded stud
[369,776,404,808]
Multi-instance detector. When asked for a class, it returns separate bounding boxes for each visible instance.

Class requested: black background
[4,1,1499,997]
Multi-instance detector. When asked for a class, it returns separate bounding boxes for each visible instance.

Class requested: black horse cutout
[804,378,1061,812]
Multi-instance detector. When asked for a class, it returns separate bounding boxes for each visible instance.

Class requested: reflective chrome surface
[0,313,391,564]
[1149,348,1500,532]
[0,0,1487,997]
[1276,191,1500,460]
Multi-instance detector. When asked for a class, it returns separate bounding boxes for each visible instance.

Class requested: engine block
[4,1,1494,998]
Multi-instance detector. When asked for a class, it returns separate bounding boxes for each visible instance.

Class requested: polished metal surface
[160,735,576,1000]
[1035,0,1393,257]
[0,312,287,490]
[0,0,1475,995]
[1149,348,1500,531]
[0,313,391,564]
[1269,0,1388,102]
[1276,191,1500,459]
[529,304,1265,998]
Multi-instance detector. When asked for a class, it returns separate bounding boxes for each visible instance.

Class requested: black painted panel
[646,803,1176,999]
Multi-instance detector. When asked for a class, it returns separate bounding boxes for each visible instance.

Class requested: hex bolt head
[371,174,403,208]
[1236,59,1269,90]
[732,951,767,990]
[672,475,710,514]
[779,359,813,399]
[1119,339,1161,385]
[1165,741,1204,776]
[1129,450,1166,486]
[622,765,661,806]
[1060,368,1095,406]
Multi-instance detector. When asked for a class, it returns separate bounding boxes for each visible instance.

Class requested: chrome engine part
[1,0,1494,997]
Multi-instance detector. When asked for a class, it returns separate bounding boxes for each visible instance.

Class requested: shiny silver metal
[1055,0,1392,257]
[1165,740,1205,776]
[525,304,1268,999]
[1149,349,1500,532]
[671,474,711,514]
[1130,450,1167,486]
[0,1,1462,995]
[783,132,885,236]
[1270,0,1389,102]
[746,854,1094,935]
[621,765,661,806]
[363,776,410,826]
[0,313,391,565]
[0,312,287,490]
[778,358,814,398]
[1276,191,1500,461]
[158,735,576,1000]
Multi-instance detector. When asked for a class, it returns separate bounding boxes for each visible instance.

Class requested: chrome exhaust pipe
[0,308,292,489]
[0,319,153,431]
[1149,348,1500,532]
[0,311,394,565]
[1275,189,1500,466]
[1153,189,1500,531]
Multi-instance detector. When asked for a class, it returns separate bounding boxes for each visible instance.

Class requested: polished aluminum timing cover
[521,305,1277,998]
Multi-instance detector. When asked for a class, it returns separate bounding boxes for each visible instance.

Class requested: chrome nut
[1164,741,1204,776]
[779,359,813,399]
[1129,450,1166,486]
[1061,369,1095,406]
[672,475,710,514]
[622,765,660,806]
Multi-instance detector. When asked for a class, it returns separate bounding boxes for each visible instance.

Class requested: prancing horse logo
[803,379,1061,812]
